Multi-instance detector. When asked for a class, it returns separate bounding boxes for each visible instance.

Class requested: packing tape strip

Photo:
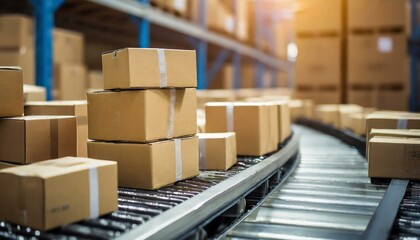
[175,139,182,181]
[199,138,206,169]
[226,103,234,132]
[397,119,408,129]
[167,89,176,139]
[157,49,168,87]
[89,167,99,218]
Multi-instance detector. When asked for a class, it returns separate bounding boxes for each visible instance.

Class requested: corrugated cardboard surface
[198,133,237,171]
[87,70,103,89]
[24,101,88,157]
[0,68,23,117]
[53,28,84,65]
[88,88,197,142]
[377,89,408,111]
[102,48,197,89]
[0,48,34,85]
[315,105,340,127]
[205,102,278,156]
[350,113,367,135]
[0,14,33,49]
[0,116,77,164]
[0,157,118,230]
[368,137,420,179]
[88,136,199,190]
[294,0,342,33]
[23,84,46,101]
[54,63,87,100]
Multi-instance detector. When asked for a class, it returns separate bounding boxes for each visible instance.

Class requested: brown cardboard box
[88,88,197,142]
[339,105,363,129]
[163,0,189,17]
[0,67,23,117]
[0,14,33,48]
[368,136,420,179]
[24,101,88,157]
[198,132,236,170]
[23,84,46,102]
[277,101,292,143]
[234,0,250,42]
[348,0,406,29]
[315,104,340,127]
[295,0,342,33]
[0,162,16,170]
[102,48,197,89]
[191,0,234,34]
[205,102,278,156]
[366,113,420,143]
[350,113,367,135]
[53,28,84,64]
[0,157,118,230]
[370,129,420,139]
[87,70,103,90]
[88,136,198,190]
[0,116,77,164]
[347,89,376,108]
[289,99,314,121]
[377,89,408,111]
[54,64,87,100]
[0,48,35,85]
[295,36,341,87]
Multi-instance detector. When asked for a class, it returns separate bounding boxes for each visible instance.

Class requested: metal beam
[137,0,150,48]
[196,0,207,89]
[409,0,420,111]
[233,52,241,89]
[207,49,230,86]
[86,0,292,72]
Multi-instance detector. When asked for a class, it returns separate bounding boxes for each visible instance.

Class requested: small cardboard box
[54,63,87,100]
[0,14,33,48]
[277,101,292,143]
[25,101,88,157]
[0,67,23,117]
[53,28,84,64]
[0,116,77,164]
[0,48,35,85]
[88,88,197,142]
[102,48,197,89]
[198,132,237,170]
[315,104,340,127]
[339,105,363,130]
[88,136,198,190]
[23,84,46,101]
[289,99,314,121]
[366,113,420,142]
[368,136,420,180]
[0,157,118,230]
[350,113,367,135]
[205,102,278,156]
[0,161,16,170]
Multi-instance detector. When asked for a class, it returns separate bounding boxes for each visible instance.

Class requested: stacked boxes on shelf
[347,0,408,110]
[293,0,343,104]
[87,48,199,190]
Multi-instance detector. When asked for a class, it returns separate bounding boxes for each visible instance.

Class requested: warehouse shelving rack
[410,0,420,112]
[25,0,293,100]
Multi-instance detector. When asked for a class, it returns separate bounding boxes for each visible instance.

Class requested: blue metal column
[254,0,265,88]
[29,0,64,100]
[270,68,278,87]
[197,0,208,89]
[138,0,150,47]
[207,49,230,86]
[409,0,420,111]
[233,52,241,88]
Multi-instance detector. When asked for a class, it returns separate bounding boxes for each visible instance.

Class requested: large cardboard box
[0,48,35,85]
[295,36,341,87]
[0,14,33,48]
[0,116,77,164]
[368,136,420,179]
[0,67,23,117]
[294,0,342,33]
[88,88,197,142]
[102,48,197,89]
[88,136,198,190]
[0,157,117,230]
[350,113,367,135]
[23,84,46,102]
[87,70,103,90]
[53,28,84,64]
[198,132,237,170]
[24,101,88,157]
[54,63,87,100]
[366,113,420,143]
[347,89,376,108]
[348,0,406,30]
[205,102,278,156]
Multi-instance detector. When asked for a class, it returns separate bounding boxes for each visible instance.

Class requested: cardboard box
[350,113,367,135]
[0,14,33,48]
[370,129,420,139]
[53,28,84,64]
[0,67,23,117]
[197,132,236,170]
[348,0,406,30]
[289,99,314,120]
[368,136,420,179]
[163,0,189,17]
[88,88,197,142]
[295,36,341,87]
[315,104,340,127]
[87,70,103,90]
[295,0,342,33]
[205,102,278,156]
[88,136,198,190]
[197,89,236,109]
[377,89,408,111]
[54,63,87,100]
[0,162,16,170]
[0,116,77,164]
[294,89,341,104]
[23,84,46,102]
[209,64,233,89]
[339,105,363,129]
[0,48,35,85]
[347,89,376,108]
[277,101,292,143]
[366,113,420,143]
[0,157,118,230]
[24,101,88,157]
[102,48,197,89]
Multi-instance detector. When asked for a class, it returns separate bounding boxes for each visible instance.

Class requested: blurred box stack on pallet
[347,0,408,111]
[293,0,343,104]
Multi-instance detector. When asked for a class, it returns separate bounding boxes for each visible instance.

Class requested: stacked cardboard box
[87,48,199,190]
[347,0,408,110]
[53,28,86,100]
[294,0,343,104]
[0,14,34,85]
